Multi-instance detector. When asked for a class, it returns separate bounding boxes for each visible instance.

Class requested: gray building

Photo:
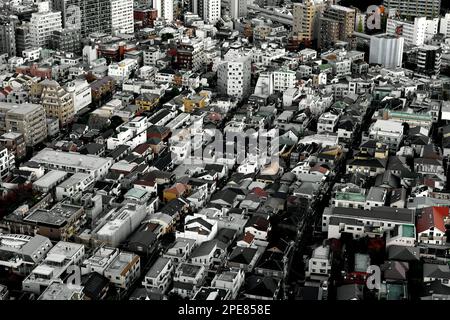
[384,0,441,18]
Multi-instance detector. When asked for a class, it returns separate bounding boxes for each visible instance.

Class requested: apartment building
[292,0,325,42]
[111,0,134,35]
[41,81,75,127]
[29,2,62,48]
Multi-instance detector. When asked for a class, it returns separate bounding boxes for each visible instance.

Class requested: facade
[384,0,441,18]
[319,5,355,50]
[153,0,173,22]
[416,45,442,77]
[386,17,427,46]
[0,102,47,147]
[66,0,112,36]
[65,79,92,113]
[0,146,14,180]
[0,132,26,161]
[230,0,247,20]
[292,0,325,42]
[29,2,62,48]
[41,82,75,127]
[369,35,404,69]
[111,0,134,35]
[176,38,205,72]
[217,45,252,101]
[49,29,81,53]
[203,0,221,24]
[0,15,17,57]
[104,252,141,289]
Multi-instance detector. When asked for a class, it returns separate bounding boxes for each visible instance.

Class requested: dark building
[416,45,442,77]
[0,15,17,57]
[50,29,82,53]
[319,5,356,50]
[15,24,31,56]
[134,7,158,29]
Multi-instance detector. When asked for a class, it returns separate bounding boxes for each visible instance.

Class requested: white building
[386,17,426,46]
[307,245,332,280]
[30,148,113,180]
[440,13,450,36]
[318,112,339,133]
[211,269,245,300]
[171,262,206,298]
[273,68,296,92]
[29,2,62,48]
[108,58,139,83]
[217,45,252,101]
[203,0,221,24]
[176,215,218,245]
[81,246,120,275]
[111,0,134,34]
[142,257,174,297]
[55,173,95,200]
[368,119,404,152]
[369,35,404,68]
[104,252,141,289]
[153,0,173,22]
[65,79,92,113]
[0,146,14,180]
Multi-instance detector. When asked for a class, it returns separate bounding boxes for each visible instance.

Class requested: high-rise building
[440,13,450,36]
[369,34,404,69]
[416,45,442,77]
[319,5,355,50]
[29,2,62,48]
[292,0,325,42]
[49,28,81,53]
[386,17,427,46]
[203,0,221,24]
[383,0,441,19]
[230,0,247,20]
[217,44,252,101]
[176,37,205,71]
[62,0,112,37]
[0,15,17,57]
[153,0,174,22]
[15,23,32,57]
[111,0,134,35]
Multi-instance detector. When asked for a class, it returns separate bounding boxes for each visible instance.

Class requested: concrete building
[153,0,173,22]
[30,148,113,179]
[108,59,139,83]
[49,29,81,53]
[0,15,17,57]
[65,79,92,113]
[111,0,134,35]
[29,2,62,48]
[416,45,442,77]
[15,24,32,57]
[384,0,441,18]
[320,5,355,50]
[22,241,85,294]
[55,173,95,200]
[0,234,52,275]
[41,81,75,127]
[217,44,252,101]
[176,38,205,72]
[367,119,404,152]
[440,13,450,36]
[0,132,26,161]
[230,0,247,20]
[104,251,141,289]
[0,102,47,147]
[0,146,14,180]
[203,0,221,24]
[369,35,404,69]
[292,0,325,42]
[386,17,427,46]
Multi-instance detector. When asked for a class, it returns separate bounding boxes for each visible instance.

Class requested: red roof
[251,187,268,199]
[417,206,449,233]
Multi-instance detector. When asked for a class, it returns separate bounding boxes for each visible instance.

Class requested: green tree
[357,16,364,33]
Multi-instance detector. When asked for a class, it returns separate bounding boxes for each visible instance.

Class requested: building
[111,0,134,35]
[367,120,404,152]
[440,13,450,36]
[65,79,92,113]
[65,0,112,36]
[0,15,17,57]
[0,132,26,160]
[416,45,442,77]
[49,29,81,53]
[104,251,141,289]
[384,0,441,18]
[320,5,355,50]
[317,112,339,133]
[29,2,62,48]
[230,0,247,20]
[142,257,174,298]
[41,81,75,127]
[203,0,221,24]
[386,17,427,46]
[171,262,206,298]
[369,35,404,69]
[217,44,252,101]
[108,59,139,83]
[15,24,31,57]
[211,269,245,299]
[22,241,85,294]
[0,146,14,180]
[176,38,205,72]
[81,246,119,275]
[55,173,95,200]
[292,0,325,42]
[0,234,52,275]
[30,148,113,179]
[153,0,173,22]
[307,245,332,281]
[0,102,47,147]
[38,282,84,300]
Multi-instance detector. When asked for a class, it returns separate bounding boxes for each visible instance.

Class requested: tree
[357,16,364,33]
[161,33,174,42]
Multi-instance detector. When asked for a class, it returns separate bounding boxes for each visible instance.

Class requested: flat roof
[24,204,82,227]
[31,149,112,172]
[34,170,69,188]
[325,206,414,224]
